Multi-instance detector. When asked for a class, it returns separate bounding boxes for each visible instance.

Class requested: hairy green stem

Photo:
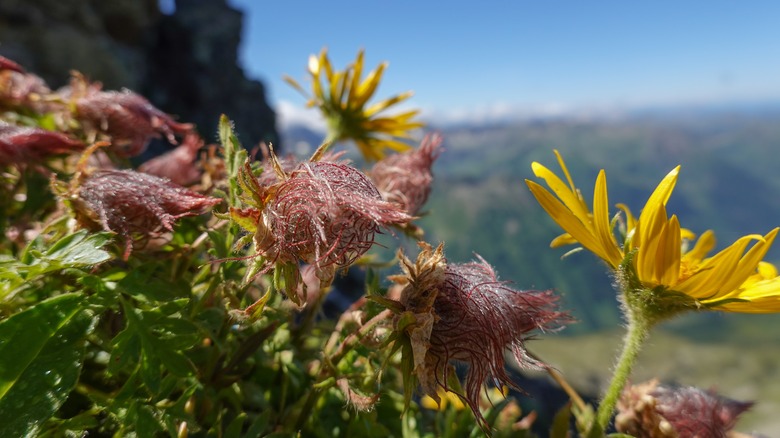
[595,307,650,431]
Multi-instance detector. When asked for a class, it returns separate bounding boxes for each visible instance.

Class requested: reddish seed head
[395,243,570,428]
[617,379,754,438]
[258,161,412,274]
[369,133,442,215]
[0,122,84,167]
[0,55,25,73]
[74,89,192,157]
[0,56,51,112]
[72,169,220,259]
[138,132,204,186]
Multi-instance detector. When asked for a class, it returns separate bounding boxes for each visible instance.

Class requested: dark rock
[0,0,278,152]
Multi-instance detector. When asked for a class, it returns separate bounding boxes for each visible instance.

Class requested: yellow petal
[526,180,608,263]
[758,261,778,279]
[592,170,622,268]
[554,149,578,193]
[353,62,387,109]
[347,49,365,103]
[683,230,716,263]
[282,74,310,98]
[308,53,320,75]
[709,277,780,313]
[551,233,578,248]
[635,166,680,249]
[530,162,592,228]
[657,215,681,286]
[676,234,760,298]
[635,204,669,283]
[364,91,414,116]
[717,228,778,296]
[616,203,637,233]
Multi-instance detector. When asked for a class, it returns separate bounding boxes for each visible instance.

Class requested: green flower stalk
[525,150,780,431]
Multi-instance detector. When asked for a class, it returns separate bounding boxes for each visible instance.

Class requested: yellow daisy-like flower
[525,150,780,314]
[420,388,467,411]
[284,48,424,161]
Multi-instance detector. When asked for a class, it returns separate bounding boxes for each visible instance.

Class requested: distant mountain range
[281,105,780,336]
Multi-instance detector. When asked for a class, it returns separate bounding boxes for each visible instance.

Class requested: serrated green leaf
[120,299,196,380]
[0,293,95,438]
[117,269,187,303]
[40,230,113,268]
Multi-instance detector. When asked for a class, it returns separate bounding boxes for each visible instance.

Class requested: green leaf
[242,410,271,438]
[119,299,196,381]
[38,230,113,268]
[219,114,247,208]
[550,401,572,438]
[0,293,95,438]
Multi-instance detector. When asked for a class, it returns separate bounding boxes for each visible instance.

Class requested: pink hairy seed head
[74,89,192,157]
[617,379,754,438]
[259,161,411,270]
[369,133,442,215]
[395,243,570,428]
[138,132,204,186]
[73,169,220,259]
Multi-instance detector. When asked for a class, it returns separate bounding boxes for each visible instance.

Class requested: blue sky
[222,1,780,126]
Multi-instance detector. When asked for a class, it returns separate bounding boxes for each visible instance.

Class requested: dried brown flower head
[0,122,84,167]
[392,242,569,428]
[69,169,220,259]
[255,161,412,286]
[369,133,442,215]
[138,132,204,186]
[71,79,192,157]
[616,379,754,438]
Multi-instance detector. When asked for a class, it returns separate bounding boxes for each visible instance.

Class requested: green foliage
[0,293,95,437]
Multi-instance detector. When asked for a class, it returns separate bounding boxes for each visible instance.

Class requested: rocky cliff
[0,0,279,151]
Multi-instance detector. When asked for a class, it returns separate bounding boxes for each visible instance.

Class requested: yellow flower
[284,48,424,161]
[526,150,780,314]
[420,388,466,411]
[525,150,623,269]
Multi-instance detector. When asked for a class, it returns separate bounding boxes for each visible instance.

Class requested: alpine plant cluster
[2,47,774,437]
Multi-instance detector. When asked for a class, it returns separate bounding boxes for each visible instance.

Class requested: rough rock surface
[0,0,279,151]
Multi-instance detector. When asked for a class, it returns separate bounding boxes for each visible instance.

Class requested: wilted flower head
[284,48,424,161]
[526,150,780,316]
[231,156,412,298]
[67,169,220,259]
[69,75,192,157]
[616,379,753,438]
[369,133,442,216]
[0,56,51,111]
[0,121,84,167]
[390,242,569,428]
[138,132,204,186]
